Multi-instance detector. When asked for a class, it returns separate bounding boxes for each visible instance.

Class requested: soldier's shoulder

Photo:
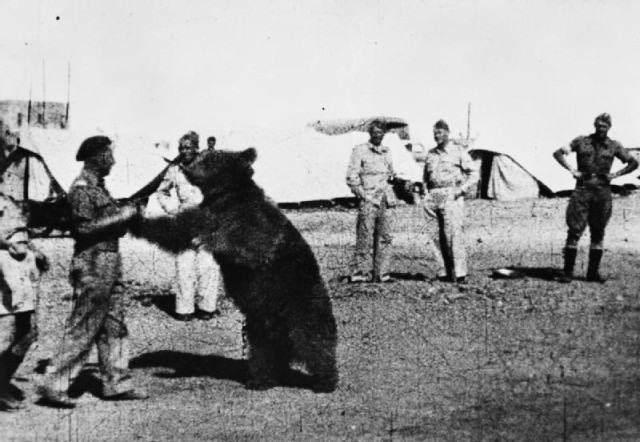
[71,177,89,188]
[69,177,93,194]
[608,138,624,149]
[352,142,369,151]
[68,175,99,197]
[572,135,589,143]
[569,135,590,148]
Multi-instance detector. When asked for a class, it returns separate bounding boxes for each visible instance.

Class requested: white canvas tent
[18,122,423,208]
[212,125,422,205]
[468,149,554,200]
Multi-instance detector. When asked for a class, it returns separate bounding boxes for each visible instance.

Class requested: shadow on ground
[130,350,318,391]
[132,292,179,319]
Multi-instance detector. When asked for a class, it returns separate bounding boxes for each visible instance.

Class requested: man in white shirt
[156,133,221,321]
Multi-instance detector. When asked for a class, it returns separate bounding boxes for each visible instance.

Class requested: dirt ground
[2,194,640,441]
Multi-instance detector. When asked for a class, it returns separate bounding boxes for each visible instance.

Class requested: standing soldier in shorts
[38,136,147,408]
[553,113,638,283]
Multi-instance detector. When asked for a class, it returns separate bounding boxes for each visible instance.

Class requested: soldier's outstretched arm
[74,205,139,237]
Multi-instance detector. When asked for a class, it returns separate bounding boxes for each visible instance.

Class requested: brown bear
[131,148,338,392]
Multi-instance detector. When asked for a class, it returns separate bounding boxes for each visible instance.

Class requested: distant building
[0,100,69,130]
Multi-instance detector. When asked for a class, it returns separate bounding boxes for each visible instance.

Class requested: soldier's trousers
[0,311,36,392]
[44,250,133,396]
[353,200,392,277]
[565,187,612,249]
[423,192,467,279]
[175,246,220,315]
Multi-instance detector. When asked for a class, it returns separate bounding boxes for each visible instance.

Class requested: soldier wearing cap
[38,135,148,408]
[553,113,638,283]
[422,119,478,283]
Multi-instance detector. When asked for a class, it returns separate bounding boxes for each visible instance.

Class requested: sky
[2,0,640,170]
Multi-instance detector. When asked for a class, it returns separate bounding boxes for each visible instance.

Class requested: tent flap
[487,154,540,200]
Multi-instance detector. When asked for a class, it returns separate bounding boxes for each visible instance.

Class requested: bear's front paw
[311,376,338,393]
[245,379,278,391]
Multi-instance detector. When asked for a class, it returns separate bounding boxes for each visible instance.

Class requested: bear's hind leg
[244,318,284,391]
[290,326,338,393]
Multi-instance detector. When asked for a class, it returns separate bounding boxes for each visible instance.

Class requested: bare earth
[2,194,640,441]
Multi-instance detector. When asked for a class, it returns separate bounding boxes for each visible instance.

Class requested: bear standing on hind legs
[131,148,338,393]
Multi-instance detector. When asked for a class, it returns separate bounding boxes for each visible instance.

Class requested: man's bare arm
[553,147,582,179]
[607,154,639,181]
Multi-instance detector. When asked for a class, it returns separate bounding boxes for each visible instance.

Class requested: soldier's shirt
[346,142,397,206]
[156,163,203,214]
[68,169,122,253]
[423,142,477,190]
[570,134,635,185]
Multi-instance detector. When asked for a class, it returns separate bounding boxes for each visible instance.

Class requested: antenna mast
[41,58,46,127]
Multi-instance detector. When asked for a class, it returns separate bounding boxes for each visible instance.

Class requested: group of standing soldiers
[346,113,638,284]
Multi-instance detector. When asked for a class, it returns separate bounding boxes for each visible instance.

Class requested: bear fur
[131,148,338,392]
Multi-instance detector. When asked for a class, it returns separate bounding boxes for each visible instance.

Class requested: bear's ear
[240,147,257,165]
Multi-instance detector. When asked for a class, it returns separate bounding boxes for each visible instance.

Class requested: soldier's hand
[606,173,617,182]
[133,198,149,215]
[120,205,139,220]
[571,170,583,180]
[423,205,437,218]
[422,194,437,217]
[453,187,464,199]
[35,251,50,272]
[8,243,23,260]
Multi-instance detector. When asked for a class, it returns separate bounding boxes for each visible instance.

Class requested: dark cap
[433,119,450,131]
[594,113,612,127]
[76,136,112,161]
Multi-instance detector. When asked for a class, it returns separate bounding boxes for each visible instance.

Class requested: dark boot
[558,247,577,283]
[586,249,605,283]
[0,352,24,411]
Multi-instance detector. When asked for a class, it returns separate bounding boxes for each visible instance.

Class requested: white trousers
[175,247,221,315]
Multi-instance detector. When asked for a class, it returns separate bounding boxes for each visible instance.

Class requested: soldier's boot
[558,247,577,283]
[0,352,25,411]
[586,249,605,283]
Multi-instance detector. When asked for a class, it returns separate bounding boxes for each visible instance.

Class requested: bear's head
[183,148,257,196]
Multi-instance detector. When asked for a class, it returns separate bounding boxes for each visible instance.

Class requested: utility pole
[27,83,32,126]
[65,60,71,128]
[41,58,46,127]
